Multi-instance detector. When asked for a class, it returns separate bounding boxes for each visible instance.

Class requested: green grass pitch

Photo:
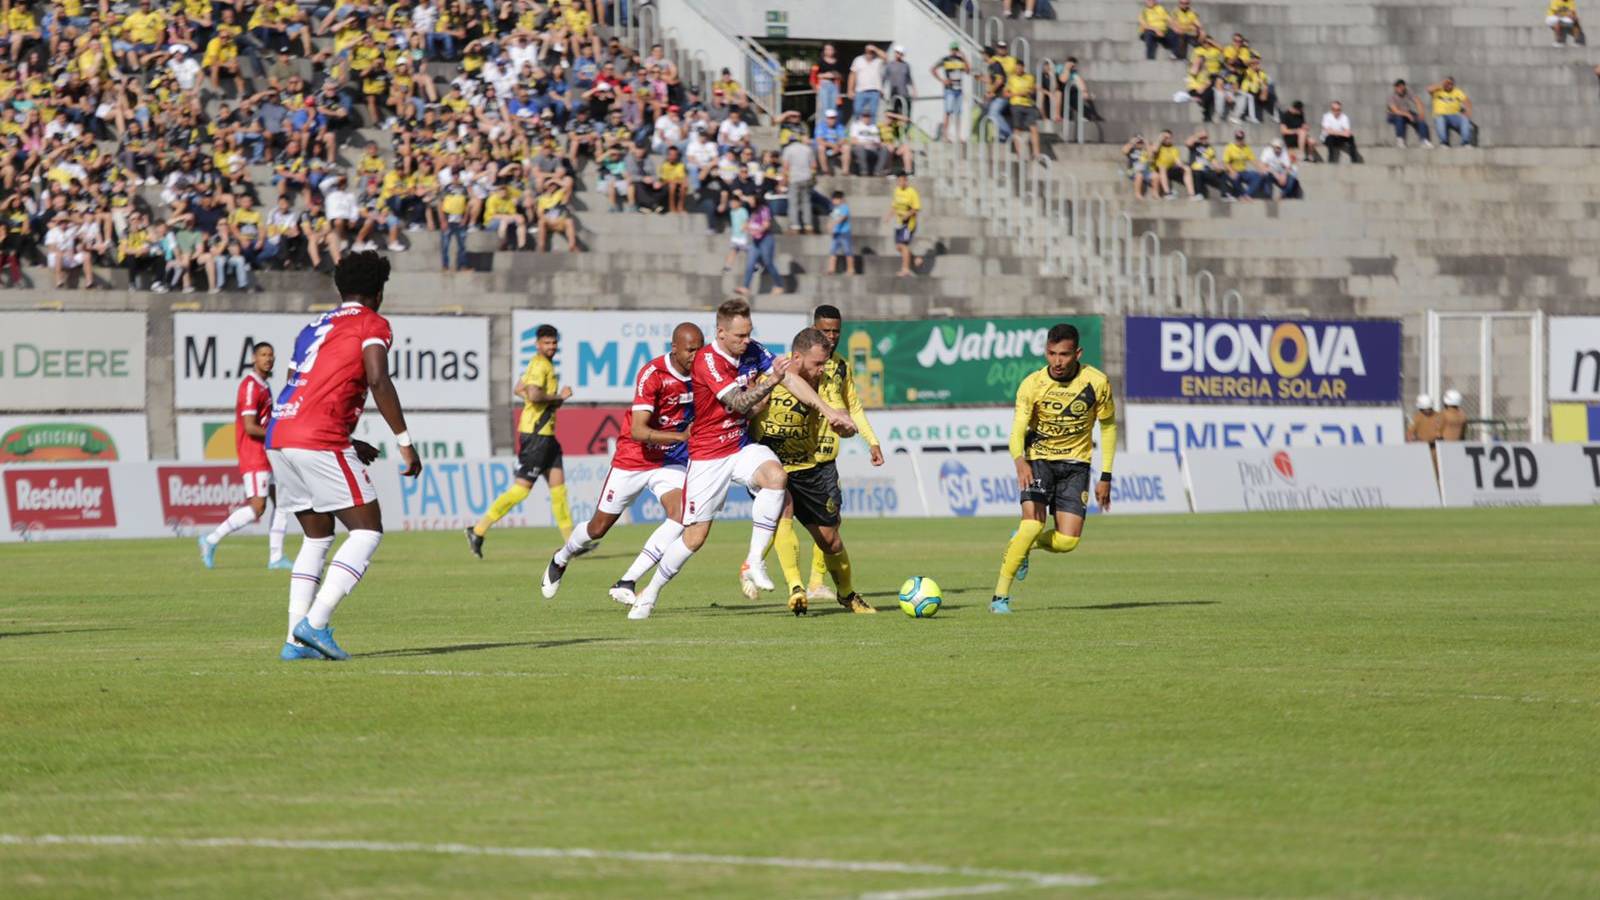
[2,508,1598,898]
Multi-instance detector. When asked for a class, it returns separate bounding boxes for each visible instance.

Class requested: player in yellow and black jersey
[991,322,1117,613]
[467,324,576,558]
[753,327,873,616]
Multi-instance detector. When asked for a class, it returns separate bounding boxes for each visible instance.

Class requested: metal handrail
[1012,36,1031,71]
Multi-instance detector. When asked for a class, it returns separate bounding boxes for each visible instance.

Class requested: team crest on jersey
[1069,399,1090,416]
[826,497,839,515]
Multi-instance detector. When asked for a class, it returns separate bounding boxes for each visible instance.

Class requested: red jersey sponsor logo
[6,467,117,530]
[157,465,250,525]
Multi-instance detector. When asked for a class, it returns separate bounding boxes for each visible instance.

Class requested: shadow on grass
[0,627,127,639]
[1043,600,1220,612]
[359,637,615,658]
[861,585,983,599]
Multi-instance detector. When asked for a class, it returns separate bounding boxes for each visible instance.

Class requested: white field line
[860,883,1024,899]
[0,833,1101,894]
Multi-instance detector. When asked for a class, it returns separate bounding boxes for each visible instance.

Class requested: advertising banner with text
[840,316,1102,408]
[1436,443,1600,507]
[172,313,489,410]
[1125,316,1402,405]
[1548,316,1600,402]
[176,412,490,462]
[1184,444,1441,513]
[509,311,808,404]
[917,451,1188,518]
[1125,403,1403,463]
[0,312,147,410]
[0,414,149,463]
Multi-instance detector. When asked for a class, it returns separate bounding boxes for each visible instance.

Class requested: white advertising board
[172,313,489,410]
[0,312,147,410]
[1549,316,1600,402]
[175,412,490,462]
[510,310,808,403]
[1184,444,1441,513]
[918,451,1189,517]
[1125,403,1403,463]
[842,408,1015,456]
[1437,443,1600,507]
[0,414,149,463]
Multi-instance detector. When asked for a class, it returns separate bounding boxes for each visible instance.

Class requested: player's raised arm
[722,354,792,416]
[364,342,421,477]
[779,365,857,437]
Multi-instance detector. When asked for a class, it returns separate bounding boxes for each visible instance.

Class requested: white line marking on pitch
[0,834,1100,895]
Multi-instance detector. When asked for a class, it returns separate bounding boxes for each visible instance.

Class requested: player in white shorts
[540,322,704,600]
[624,298,856,620]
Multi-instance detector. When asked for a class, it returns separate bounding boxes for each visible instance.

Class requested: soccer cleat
[292,618,350,661]
[197,535,217,569]
[839,592,876,614]
[788,587,808,616]
[608,579,637,606]
[279,641,324,661]
[739,561,775,600]
[540,558,566,599]
[627,598,655,620]
[267,558,294,570]
[990,596,1013,614]
[806,583,837,604]
[464,527,484,559]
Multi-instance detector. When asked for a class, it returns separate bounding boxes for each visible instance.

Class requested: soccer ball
[898,576,942,618]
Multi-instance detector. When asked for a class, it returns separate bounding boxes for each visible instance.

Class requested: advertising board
[176,412,489,461]
[1184,444,1441,512]
[0,414,149,463]
[1124,316,1402,405]
[839,316,1103,408]
[1548,316,1600,402]
[1125,403,1402,463]
[173,313,489,409]
[1436,443,1600,507]
[917,452,1188,517]
[0,312,147,410]
[509,311,808,403]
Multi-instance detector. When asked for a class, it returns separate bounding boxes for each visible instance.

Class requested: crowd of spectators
[0,0,701,291]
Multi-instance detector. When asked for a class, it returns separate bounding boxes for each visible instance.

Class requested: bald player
[544,323,704,599]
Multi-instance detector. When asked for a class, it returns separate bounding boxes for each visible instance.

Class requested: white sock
[637,536,695,604]
[621,519,684,582]
[289,535,334,641]
[268,507,290,562]
[306,530,382,629]
[747,488,784,565]
[553,517,598,567]
[206,505,259,545]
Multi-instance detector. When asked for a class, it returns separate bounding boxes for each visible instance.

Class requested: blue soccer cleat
[197,535,217,569]
[279,641,324,661]
[267,558,294,571]
[292,618,350,661]
[990,596,1013,614]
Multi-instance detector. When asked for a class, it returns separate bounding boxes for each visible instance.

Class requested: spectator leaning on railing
[1427,77,1474,147]
[985,41,1019,143]
[1387,80,1433,148]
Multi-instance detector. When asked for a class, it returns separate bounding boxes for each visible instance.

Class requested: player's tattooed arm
[722,356,793,418]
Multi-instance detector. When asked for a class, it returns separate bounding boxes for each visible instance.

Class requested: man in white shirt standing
[848,44,886,122]
[1319,100,1363,164]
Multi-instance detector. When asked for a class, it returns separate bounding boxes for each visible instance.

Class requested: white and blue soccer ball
[898,576,942,618]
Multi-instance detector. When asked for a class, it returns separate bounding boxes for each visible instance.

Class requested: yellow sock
[474,482,531,536]
[1034,529,1081,554]
[550,483,573,539]
[994,519,1044,597]
[772,517,804,592]
[807,536,828,591]
[822,547,853,596]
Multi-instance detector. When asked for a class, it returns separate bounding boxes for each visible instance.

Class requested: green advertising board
[841,316,1102,408]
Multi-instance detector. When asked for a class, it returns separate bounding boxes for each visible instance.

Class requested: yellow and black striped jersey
[1009,364,1117,471]
[813,353,879,464]
[754,384,824,473]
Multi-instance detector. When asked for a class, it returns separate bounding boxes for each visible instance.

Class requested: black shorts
[515,434,563,481]
[788,460,842,528]
[1009,105,1040,130]
[1020,459,1090,518]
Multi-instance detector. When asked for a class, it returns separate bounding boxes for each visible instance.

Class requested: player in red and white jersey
[265,252,423,662]
[196,342,295,571]
[626,298,856,620]
[538,323,705,600]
